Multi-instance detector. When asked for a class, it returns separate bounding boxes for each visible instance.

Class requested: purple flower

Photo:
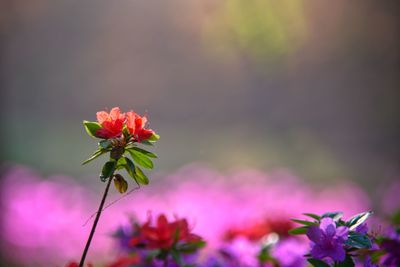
[381,228,400,266]
[363,255,378,267]
[355,223,368,235]
[272,238,307,267]
[306,217,349,262]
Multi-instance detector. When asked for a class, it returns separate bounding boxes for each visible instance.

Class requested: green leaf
[148,133,160,141]
[291,219,317,226]
[83,120,102,138]
[127,147,157,158]
[122,125,130,137]
[390,210,400,225]
[124,157,136,178]
[337,254,355,267]
[82,149,106,165]
[100,160,116,182]
[347,211,372,230]
[113,174,128,193]
[128,149,154,169]
[303,213,321,221]
[99,139,112,149]
[178,240,206,253]
[171,249,182,265]
[140,140,154,146]
[307,258,330,267]
[134,166,149,185]
[288,226,308,235]
[345,232,372,249]
[322,211,343,221]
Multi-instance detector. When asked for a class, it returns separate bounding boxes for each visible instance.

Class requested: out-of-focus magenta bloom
[126,111,155,142]
[220,237,260,267]
[272,238,307,267]
[306,217,349,261]
[0,164,372,266]
[95,107,126,139]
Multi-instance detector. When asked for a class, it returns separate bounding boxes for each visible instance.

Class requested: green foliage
[148,133,160,141]
[347,211,372,230]
[345,232,372,249]
[291,219,317,226]
[303,213,321,221]
[128,147,158,158]
[307,258,330,267]
[123,157,136,178]
[114,174,128,193]
[99,139,112,149]
[82,149,106,165]
[322,211,343,221]
[140,140,154,146]
[100,160,117,182]
[128,148,154,169]
[288,226,308,235]
[83,121,102,138]
[134,166,149,185]
[337,255,355,267]
[391,209,400,225]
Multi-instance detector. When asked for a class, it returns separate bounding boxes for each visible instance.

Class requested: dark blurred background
[1,0,399,190]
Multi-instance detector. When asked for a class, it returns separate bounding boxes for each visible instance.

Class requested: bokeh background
[0,0,399,266]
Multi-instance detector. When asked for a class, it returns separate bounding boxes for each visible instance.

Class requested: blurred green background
[1,0,399,190]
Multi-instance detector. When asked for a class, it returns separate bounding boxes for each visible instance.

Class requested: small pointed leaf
[113,174,128,193]
[303,213,321,221]
[307,258,330,267]
[337,254,355,267]
[347,211,372,230]
[128,149,154,169]
[345,232,372,249]
[322,211,343,221]
[82,149,106,165]
[288,226,308,235]
[100,160,116,182]
[124,157,136,178]
[83,121,102,138]
[148,133,160,141]
[99,139,112,149]
[127,147,157,158]
[134,166,149,185]
[291,219,317,226]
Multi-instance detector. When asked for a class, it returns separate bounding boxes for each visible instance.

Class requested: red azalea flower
[107,255,141,267]
[126,111,155,142]
[65,261,93,267]
[136,214,202,250]
[95,107,126,139]
[224,218,293,241]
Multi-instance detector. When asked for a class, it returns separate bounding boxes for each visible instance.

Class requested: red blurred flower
[224,218,293,241]
[65,261,93,267]
[107,255,141,267]
[132,214,202,250]
[126,111,155,142]
[95,107,126,139]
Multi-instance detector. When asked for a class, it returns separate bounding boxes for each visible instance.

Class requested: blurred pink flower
[0,164,372,266]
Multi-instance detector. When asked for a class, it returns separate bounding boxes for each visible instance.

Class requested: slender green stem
[79,173,114,267]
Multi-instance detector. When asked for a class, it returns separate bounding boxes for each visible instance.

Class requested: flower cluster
[88,107,156,142]
[110,214,205,267]
[290,211,376,266]
[83,107,159,192]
